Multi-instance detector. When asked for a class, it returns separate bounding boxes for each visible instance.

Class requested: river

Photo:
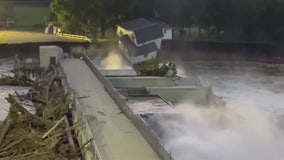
[160,63,284,160]
[91,51,284,160]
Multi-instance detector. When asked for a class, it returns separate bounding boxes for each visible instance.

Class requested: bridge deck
[0,31,89,44]
[62,58,159,160]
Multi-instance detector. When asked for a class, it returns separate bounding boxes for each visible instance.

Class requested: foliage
[138,58,170,76]
[0,1,15,21]
[50,0,284,41]
[14,5,50,27]
[50,0,136,38]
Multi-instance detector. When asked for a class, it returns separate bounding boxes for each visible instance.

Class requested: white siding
[130,51,157,64]
[119,39,159,64]
[118,40,129,56]
[163,28,172,40]
[117,25,163,64]
[137,38,163,49]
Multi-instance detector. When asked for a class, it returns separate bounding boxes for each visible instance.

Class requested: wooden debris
[0,68,35,86]
[0,65,88,160]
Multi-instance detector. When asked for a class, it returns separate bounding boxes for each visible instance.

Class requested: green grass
[16,26,45,32]
[14,5,50,27]
[0,40,7,44]
[96,38,117,43]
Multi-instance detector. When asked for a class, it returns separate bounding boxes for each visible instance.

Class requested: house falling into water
[117,18,172,64]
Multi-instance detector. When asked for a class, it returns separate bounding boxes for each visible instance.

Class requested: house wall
[130,50,157,64]
[136,38,162,50]
[118,40,130,57]
[118,41,134,64]
[119,40,158,64]
[162,28,172,40]
[117,26,135,39]
[117,26,162,64]
[117,26,163,50]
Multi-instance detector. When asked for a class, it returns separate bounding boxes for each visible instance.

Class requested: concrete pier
[62,58,159,160]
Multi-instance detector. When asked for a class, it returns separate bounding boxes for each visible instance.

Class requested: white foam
[161,68,284,160]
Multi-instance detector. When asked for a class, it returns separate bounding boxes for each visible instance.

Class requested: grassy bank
[0,40,7,44]
[15,26,45,32]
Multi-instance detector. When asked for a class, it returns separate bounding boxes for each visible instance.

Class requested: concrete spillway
[61,58,159,160]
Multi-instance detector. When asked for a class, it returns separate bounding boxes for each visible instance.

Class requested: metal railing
[56,33,92,42]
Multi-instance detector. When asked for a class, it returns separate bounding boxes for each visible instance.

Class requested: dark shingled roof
[119,18,152,30]
[120,35,158,56]
[118,18,164,44]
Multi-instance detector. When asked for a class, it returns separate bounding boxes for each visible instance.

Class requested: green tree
[51,0,136,38]
[51,0,284,41]
[51,0,102,37]
[97,0,136,37]
[134,0,156,19]
[0,1,15,21]
[256,0,284,41]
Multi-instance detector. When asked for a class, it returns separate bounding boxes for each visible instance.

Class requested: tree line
[51,0,284,41]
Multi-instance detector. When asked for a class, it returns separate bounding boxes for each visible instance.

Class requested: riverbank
[0,40,6,44]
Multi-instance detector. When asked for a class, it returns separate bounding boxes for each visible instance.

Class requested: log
[0,66,83,159]
[64,116,76,149]
[42,117,65,139]
[45,74,57,101]
[6,94,46,129]
[0,119,12,145]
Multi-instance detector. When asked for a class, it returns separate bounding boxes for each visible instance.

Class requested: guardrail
[82,55,174,160]
[58,60,102,160]
[56,33,92,42]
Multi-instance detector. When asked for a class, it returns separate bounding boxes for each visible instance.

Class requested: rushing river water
[160,64,284,160]
[92,51,284,160]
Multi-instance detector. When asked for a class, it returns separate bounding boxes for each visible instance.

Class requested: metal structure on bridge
[0,31,91,44]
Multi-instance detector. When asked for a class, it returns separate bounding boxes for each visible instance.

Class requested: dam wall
[0,42,89,58]
[83,55,173,160]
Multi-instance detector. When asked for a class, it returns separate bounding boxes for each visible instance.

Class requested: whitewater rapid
[161,66,284,160]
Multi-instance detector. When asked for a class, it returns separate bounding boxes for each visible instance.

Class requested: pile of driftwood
[0,68,39,86]
[0,65,86,160]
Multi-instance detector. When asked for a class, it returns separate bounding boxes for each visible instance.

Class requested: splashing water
[157,66,284,160]
[157,103,284,160]
[93,51,132,70]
